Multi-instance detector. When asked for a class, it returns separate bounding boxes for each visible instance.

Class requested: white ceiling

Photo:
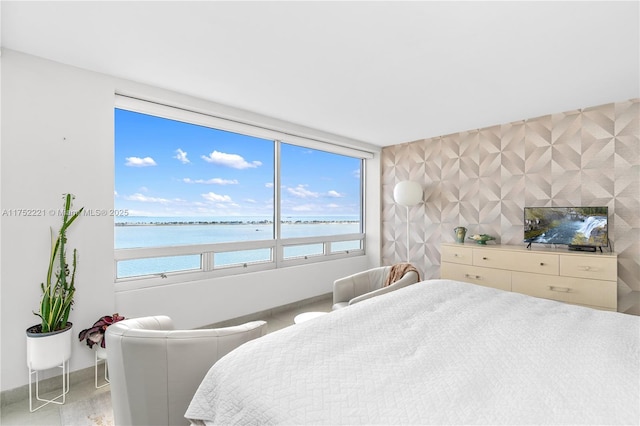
[2,1,638,147]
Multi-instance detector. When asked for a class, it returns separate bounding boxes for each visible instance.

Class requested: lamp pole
[405,205,411,263]
[393,180,423,264]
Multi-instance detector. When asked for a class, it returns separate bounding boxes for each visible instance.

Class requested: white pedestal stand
[95,347,109,388]
[26,326,73,413]
[28,359,70,412]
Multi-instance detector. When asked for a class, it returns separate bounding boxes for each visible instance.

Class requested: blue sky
[115,109,361,218]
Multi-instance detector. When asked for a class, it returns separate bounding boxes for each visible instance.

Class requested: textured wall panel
[381,99,640,314]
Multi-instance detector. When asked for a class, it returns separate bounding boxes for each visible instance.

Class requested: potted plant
[79,313,125,388]
[78,313,125,357]
[26,194,83,372]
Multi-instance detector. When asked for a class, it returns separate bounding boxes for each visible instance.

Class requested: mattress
[186,279,640,425]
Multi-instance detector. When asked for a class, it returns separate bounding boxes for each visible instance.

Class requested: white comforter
[186,279,640,425]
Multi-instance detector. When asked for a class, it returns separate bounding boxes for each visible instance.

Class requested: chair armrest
[108,315,175,334]
[349,271,419,305]
[166,320,268,360]
[333,276,356,305]
[333,267,387,304]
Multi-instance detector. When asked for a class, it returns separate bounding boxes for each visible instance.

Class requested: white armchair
[332,265,420,310]
[105,315,267,426]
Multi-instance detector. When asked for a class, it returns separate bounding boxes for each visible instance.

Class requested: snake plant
[33,194,83,333]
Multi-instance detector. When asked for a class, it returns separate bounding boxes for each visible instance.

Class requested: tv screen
[524,207,608,247]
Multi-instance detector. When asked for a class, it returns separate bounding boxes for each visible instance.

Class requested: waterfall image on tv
[524,207,608,247]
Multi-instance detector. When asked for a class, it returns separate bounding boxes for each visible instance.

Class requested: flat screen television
[524,206,608,251]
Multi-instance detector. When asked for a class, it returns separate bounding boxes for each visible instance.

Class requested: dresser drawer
[474,249,558,275]
[441,262,511,291]
[512,272,571,303]
[560,255,617,281]
[441,244,473,265]
[512,272,617,309]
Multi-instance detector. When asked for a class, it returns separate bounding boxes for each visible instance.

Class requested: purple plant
[78,313,125,349]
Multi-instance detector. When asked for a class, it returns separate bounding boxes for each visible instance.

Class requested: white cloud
[201,192,233,203]
[125,156,157,167]
[214,202,241,209]
[201,151,262,169]
[124,193,172,204]
[327,190,344,198]
[183,178,238,185]
[265,182,274,188]
[291,204,314,212]
[174,149,190,164]
[287,184,319,198]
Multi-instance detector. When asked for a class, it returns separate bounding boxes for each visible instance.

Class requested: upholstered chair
[105,315,267,426]
[332,265,420,310]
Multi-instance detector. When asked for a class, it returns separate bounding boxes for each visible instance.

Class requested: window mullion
[360,158,366,234]
[202,252,213,272]
[274,140,282,266]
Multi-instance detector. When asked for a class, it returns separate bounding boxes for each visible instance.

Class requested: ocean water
[115,216,360,278]
[114,215,359,226]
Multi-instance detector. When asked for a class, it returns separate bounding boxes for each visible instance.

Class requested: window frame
[114,95,371,291]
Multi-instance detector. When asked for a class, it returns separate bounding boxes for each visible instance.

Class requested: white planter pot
[26,323,73,370]
[96,346,108,360]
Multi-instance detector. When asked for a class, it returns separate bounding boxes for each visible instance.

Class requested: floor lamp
[393,181,423,263]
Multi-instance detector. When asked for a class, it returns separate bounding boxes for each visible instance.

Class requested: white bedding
[186,279,640,425]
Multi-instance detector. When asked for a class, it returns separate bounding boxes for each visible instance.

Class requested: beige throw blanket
[383,263,420,287]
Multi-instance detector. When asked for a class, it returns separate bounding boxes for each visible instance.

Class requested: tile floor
[1,296,333,425]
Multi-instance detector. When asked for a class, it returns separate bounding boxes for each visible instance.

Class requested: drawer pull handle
[482,257,487,260]
[578,265,594,271]
[539,262,545,266]
[454,253,459,257]
[548,286,571,293]
[464,274,481,280]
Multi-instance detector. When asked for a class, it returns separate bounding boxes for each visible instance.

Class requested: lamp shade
[393,181,422,207]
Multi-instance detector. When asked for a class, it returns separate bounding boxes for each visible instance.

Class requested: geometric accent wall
[381,99,639,314]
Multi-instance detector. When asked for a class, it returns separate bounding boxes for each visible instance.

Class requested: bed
[186,279,640,425]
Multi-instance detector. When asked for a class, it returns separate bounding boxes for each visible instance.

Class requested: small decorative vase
[454,227,467,243]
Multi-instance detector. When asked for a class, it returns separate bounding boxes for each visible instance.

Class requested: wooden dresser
[441,243,618,311]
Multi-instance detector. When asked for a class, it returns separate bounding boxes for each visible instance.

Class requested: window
[114,97,369,287]
[279,142,362,259]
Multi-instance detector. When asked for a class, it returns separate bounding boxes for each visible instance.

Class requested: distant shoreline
[115,220,359,227]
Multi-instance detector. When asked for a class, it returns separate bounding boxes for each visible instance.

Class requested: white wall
[0,49,381,392]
